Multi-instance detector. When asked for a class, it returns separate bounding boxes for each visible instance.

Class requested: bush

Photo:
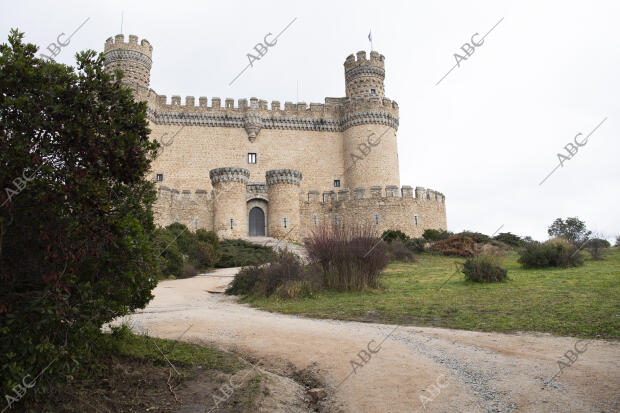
[431,234,476,257]
[458,231,491,244]
[226,250,316,298]
[493,232,524,247]
[154,228,184,278]
[518,238,584,268]
[387,240,416,262]
[217,239,276,268]
[188,240,222,269]
[381,229,410,243]
[616,235,620,247]
[305,224,389,291]
[586,238,610,260]
[462,255,508,282]
[406,237,427,252]
[181,263,198,278]
[423,229,452,241]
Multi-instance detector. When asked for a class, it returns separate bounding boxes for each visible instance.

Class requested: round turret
[104,34,153,94]
[209,167,250,239]
[266,169,302,241]
[344,50,385,99]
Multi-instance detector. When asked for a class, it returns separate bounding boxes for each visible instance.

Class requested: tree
[493,232,523,247]
[616,235,620,247]
[0,30,159,397]
[547,217,591,245]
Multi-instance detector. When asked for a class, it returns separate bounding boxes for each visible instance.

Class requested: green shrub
[165,222,196,254]
[462,255,508,282]
[405,237,427,252]
[181,263,198,278]
[381,229,410,243]
[616,235,620,247]
[423,229,452,241]
[154,228,184,278]
[586,238,610,260]
[458,231,491,244]
[217,239,275,268]
[493,232,524,247]
[387,240,416,262]
[225,265,262,296]
[188,240,222,269]
[518,238,584,268]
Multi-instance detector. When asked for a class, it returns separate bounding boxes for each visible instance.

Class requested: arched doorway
[249,207,265,236]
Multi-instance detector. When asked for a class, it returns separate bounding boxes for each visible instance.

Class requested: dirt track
[118,272,620,413]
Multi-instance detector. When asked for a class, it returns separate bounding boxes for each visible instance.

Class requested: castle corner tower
[103,34,153,96]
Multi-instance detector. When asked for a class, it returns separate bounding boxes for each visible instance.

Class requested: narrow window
[248,153,257,164]
[333,214,339,226]
[414,215,419,226]
[229,218,234,229]
[312,214,318,227]
[156,173,164,182]
[282,217,288,228]
[334,179,340,188]
[370,88,377,94]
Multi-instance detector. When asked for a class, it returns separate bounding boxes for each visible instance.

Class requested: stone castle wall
[104,34,448,241]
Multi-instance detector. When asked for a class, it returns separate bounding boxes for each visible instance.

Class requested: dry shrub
[305,223,388,291]
[462,254,508,282]
[431,234,476,257]
[387,240,416,262]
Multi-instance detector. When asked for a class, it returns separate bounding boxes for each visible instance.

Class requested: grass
[30,326,263,412]
[245,248,620,339]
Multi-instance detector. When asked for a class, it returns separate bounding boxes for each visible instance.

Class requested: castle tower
[209,167,250,239]
[266,169,302,241]
[103,34,153,94]
[342,51,400,190]
[344,50,385,99]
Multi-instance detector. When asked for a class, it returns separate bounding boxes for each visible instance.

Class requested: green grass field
[246,248,620,339]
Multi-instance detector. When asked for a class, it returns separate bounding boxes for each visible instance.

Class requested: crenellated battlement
[303,185,446,204]
[209,167,250,185]
[104,34,153,59]
[266,169,303,186]
[344,50,385,73]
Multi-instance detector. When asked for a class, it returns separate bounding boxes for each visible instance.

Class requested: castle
[102,34,447,242]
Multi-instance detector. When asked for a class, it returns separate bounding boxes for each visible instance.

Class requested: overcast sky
[2,0,618,241]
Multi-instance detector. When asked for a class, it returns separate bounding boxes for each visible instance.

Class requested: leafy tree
[547,217,591,245]
[585,238,610,260]
[0,30,159,399]
[493,232,524,247]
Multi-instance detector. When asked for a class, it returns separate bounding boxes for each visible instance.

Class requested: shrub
[423,229,452,241]
[518,238,584,268]
[462,255,508,282]
[493,232,524,247]
[387,240,416,262]
[154,229,184,278]
[381,229,410,243]
[188,240,222,269]
[305,224,388,291]
[406,237,427,252]
[586,238,610,260]
[225,265,262,296]
[431,234,476,257]
[458,231,491,244]
[181,263,198,278]
[616,235,620,247]
[165,222,196,253]
[217,239,276,268]
[226,250,316,298]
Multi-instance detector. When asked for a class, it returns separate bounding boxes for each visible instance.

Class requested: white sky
[2,0,618,241]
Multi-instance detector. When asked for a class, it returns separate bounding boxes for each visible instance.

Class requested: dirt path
[118,274,620,413]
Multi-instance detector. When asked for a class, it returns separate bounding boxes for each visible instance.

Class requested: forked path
[120,275,620,413]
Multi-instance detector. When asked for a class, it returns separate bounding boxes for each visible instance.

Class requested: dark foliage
[493,232,524,247]
[586,238,610,260]
[462,255,508,282]
[216,239,276,268]
[518,238,584,268]
[405,237,427,252]
[0,31,159,399]
[381,229,410,243]
[422,229,452,241]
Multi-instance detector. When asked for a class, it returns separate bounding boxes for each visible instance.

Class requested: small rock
[307,388,327,402]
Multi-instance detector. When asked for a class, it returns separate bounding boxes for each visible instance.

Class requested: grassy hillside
[247,249,620,339]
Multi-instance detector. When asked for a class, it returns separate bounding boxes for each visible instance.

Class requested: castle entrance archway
[249,207,265,236]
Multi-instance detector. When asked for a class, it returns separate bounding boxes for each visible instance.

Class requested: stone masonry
[103,34,447,241]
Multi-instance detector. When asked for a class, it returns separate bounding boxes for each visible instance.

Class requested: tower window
[282,217,288,228]
[372,213,380,225]
[248,153,257,164]
[229,218,234,229]
[333,214,340,226]
[334,180,340,188]
[370,88,377,94]
[156,173,164,182]
[312,213,318,227]
[414,215,419,226]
